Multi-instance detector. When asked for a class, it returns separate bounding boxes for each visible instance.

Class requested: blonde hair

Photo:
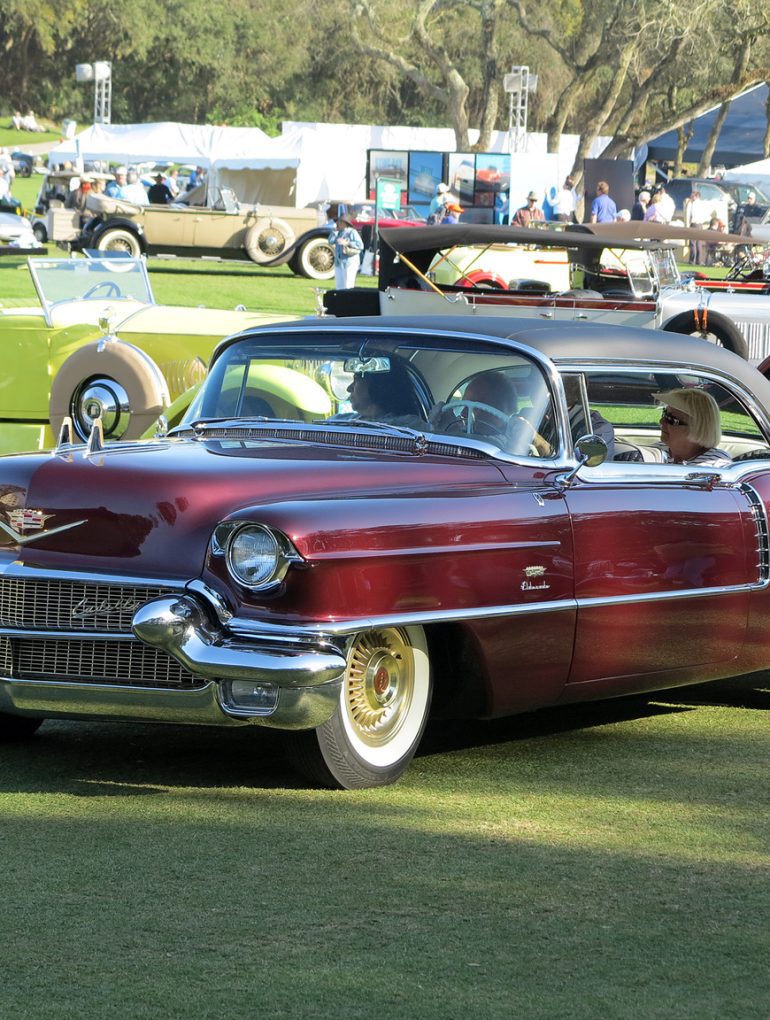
[656,388,722,448]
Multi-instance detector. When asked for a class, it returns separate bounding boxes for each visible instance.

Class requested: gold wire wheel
[344,628,415,748]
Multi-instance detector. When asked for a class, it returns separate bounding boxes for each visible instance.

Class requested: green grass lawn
[0,674,768,1019]
[2,174,381,317]
[0,125,61,149]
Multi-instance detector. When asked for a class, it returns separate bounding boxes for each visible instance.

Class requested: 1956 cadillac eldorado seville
[2,315,770,788]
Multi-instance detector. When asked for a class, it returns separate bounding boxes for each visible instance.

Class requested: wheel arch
[424,620,493,719]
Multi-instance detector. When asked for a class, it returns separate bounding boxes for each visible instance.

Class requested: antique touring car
[3,316,770,788]
[0,255,297,454]
[324,224,770,361]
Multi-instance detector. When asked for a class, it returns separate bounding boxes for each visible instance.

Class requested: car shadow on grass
[0,673,765,796]
[421,671,769,759]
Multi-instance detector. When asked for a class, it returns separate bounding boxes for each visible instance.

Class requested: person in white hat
[427,182,452,224]
[105,166,128,199]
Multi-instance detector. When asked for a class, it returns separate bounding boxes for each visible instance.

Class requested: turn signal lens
[222,679,279,715]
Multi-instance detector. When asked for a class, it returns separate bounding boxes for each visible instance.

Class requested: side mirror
[575,433,608,468]
[556,434,608,488]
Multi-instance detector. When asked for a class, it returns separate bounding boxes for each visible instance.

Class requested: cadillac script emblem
[0,509,87,546]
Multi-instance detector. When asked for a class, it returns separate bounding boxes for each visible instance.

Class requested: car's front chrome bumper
[0,592,347,731]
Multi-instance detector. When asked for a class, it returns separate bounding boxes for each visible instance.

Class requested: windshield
[183,330,558,460]
[650,246,681,289]
[28,256,154,325]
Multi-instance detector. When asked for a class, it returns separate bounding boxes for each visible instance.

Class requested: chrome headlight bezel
[215,522,300,591]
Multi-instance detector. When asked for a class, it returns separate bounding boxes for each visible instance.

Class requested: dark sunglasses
[659,410,688,427]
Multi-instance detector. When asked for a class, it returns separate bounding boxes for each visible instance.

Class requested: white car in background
[0,211,44,249]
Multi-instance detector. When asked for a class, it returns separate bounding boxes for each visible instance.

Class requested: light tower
[504,66,538,153]
[75,61,112,124]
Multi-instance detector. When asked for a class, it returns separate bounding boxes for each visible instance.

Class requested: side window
[575,371,769,464]
[701,184,725,204]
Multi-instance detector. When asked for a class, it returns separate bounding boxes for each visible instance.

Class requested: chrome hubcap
[260,231,285,256]
[71,376,130,439]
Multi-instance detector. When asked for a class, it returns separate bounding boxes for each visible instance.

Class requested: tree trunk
[673,124,694,176]
[697,101,730,175]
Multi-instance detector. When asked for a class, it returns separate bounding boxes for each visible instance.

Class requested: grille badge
[0,510,87,546]
[71,597,145,619]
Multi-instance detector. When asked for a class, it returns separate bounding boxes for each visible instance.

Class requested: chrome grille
[0,635,205,690]
[0,576,177,633]
[738,482,770,584]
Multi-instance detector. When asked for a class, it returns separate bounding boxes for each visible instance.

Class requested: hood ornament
[0,509,87,546]
[97,311,119,352]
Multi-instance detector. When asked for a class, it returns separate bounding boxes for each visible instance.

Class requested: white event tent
[47,119,612,211]
[46,122,347,207]
[723,158,770,195]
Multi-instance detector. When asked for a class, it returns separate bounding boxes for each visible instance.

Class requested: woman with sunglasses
[655,388,731,467]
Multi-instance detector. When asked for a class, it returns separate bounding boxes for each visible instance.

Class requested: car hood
[111,304,300,336]
[0,436,508,578]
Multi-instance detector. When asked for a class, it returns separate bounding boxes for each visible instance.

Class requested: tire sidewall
[316,625,432,788]
[663,309,748,359]
[244,217,296,264]
[297,237,335,280]
[95,226,142,257]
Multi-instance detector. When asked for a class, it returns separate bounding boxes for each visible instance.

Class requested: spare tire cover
[50,340,170,441]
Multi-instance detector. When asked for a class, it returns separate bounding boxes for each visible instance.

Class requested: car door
[142,205,196,248]
[564,471,752,693]
[560,368,757,696]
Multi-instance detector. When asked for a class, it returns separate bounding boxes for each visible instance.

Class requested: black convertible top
[377,224,676,289]
[568,221,750,245]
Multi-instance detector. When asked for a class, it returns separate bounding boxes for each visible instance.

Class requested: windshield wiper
[169,417,307,437]
[317,418,428,442]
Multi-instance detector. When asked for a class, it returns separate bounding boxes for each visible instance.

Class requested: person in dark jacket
[148,173,174,205]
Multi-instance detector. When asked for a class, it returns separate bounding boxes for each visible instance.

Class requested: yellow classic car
[0,255,298,454]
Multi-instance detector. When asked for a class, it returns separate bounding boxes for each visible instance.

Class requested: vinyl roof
[229,315,770,407]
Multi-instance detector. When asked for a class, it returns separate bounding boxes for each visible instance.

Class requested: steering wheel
[440,399,511,438]
[83,280,123,299]
[725,251,757,281]
[506,413,548,457]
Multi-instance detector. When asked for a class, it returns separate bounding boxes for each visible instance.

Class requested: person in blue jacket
[328,214,364,289]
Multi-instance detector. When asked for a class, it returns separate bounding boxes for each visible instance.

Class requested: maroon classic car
[2,315,770,789]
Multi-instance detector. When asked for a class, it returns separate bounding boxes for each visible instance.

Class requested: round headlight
[227,525,281,588]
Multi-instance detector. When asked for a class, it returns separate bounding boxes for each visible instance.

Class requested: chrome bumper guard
[129,594,346,728]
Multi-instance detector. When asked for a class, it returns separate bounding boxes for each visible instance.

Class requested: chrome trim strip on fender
[221,581,762,641]
[226,597,577,640]
[576,581,766,610]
